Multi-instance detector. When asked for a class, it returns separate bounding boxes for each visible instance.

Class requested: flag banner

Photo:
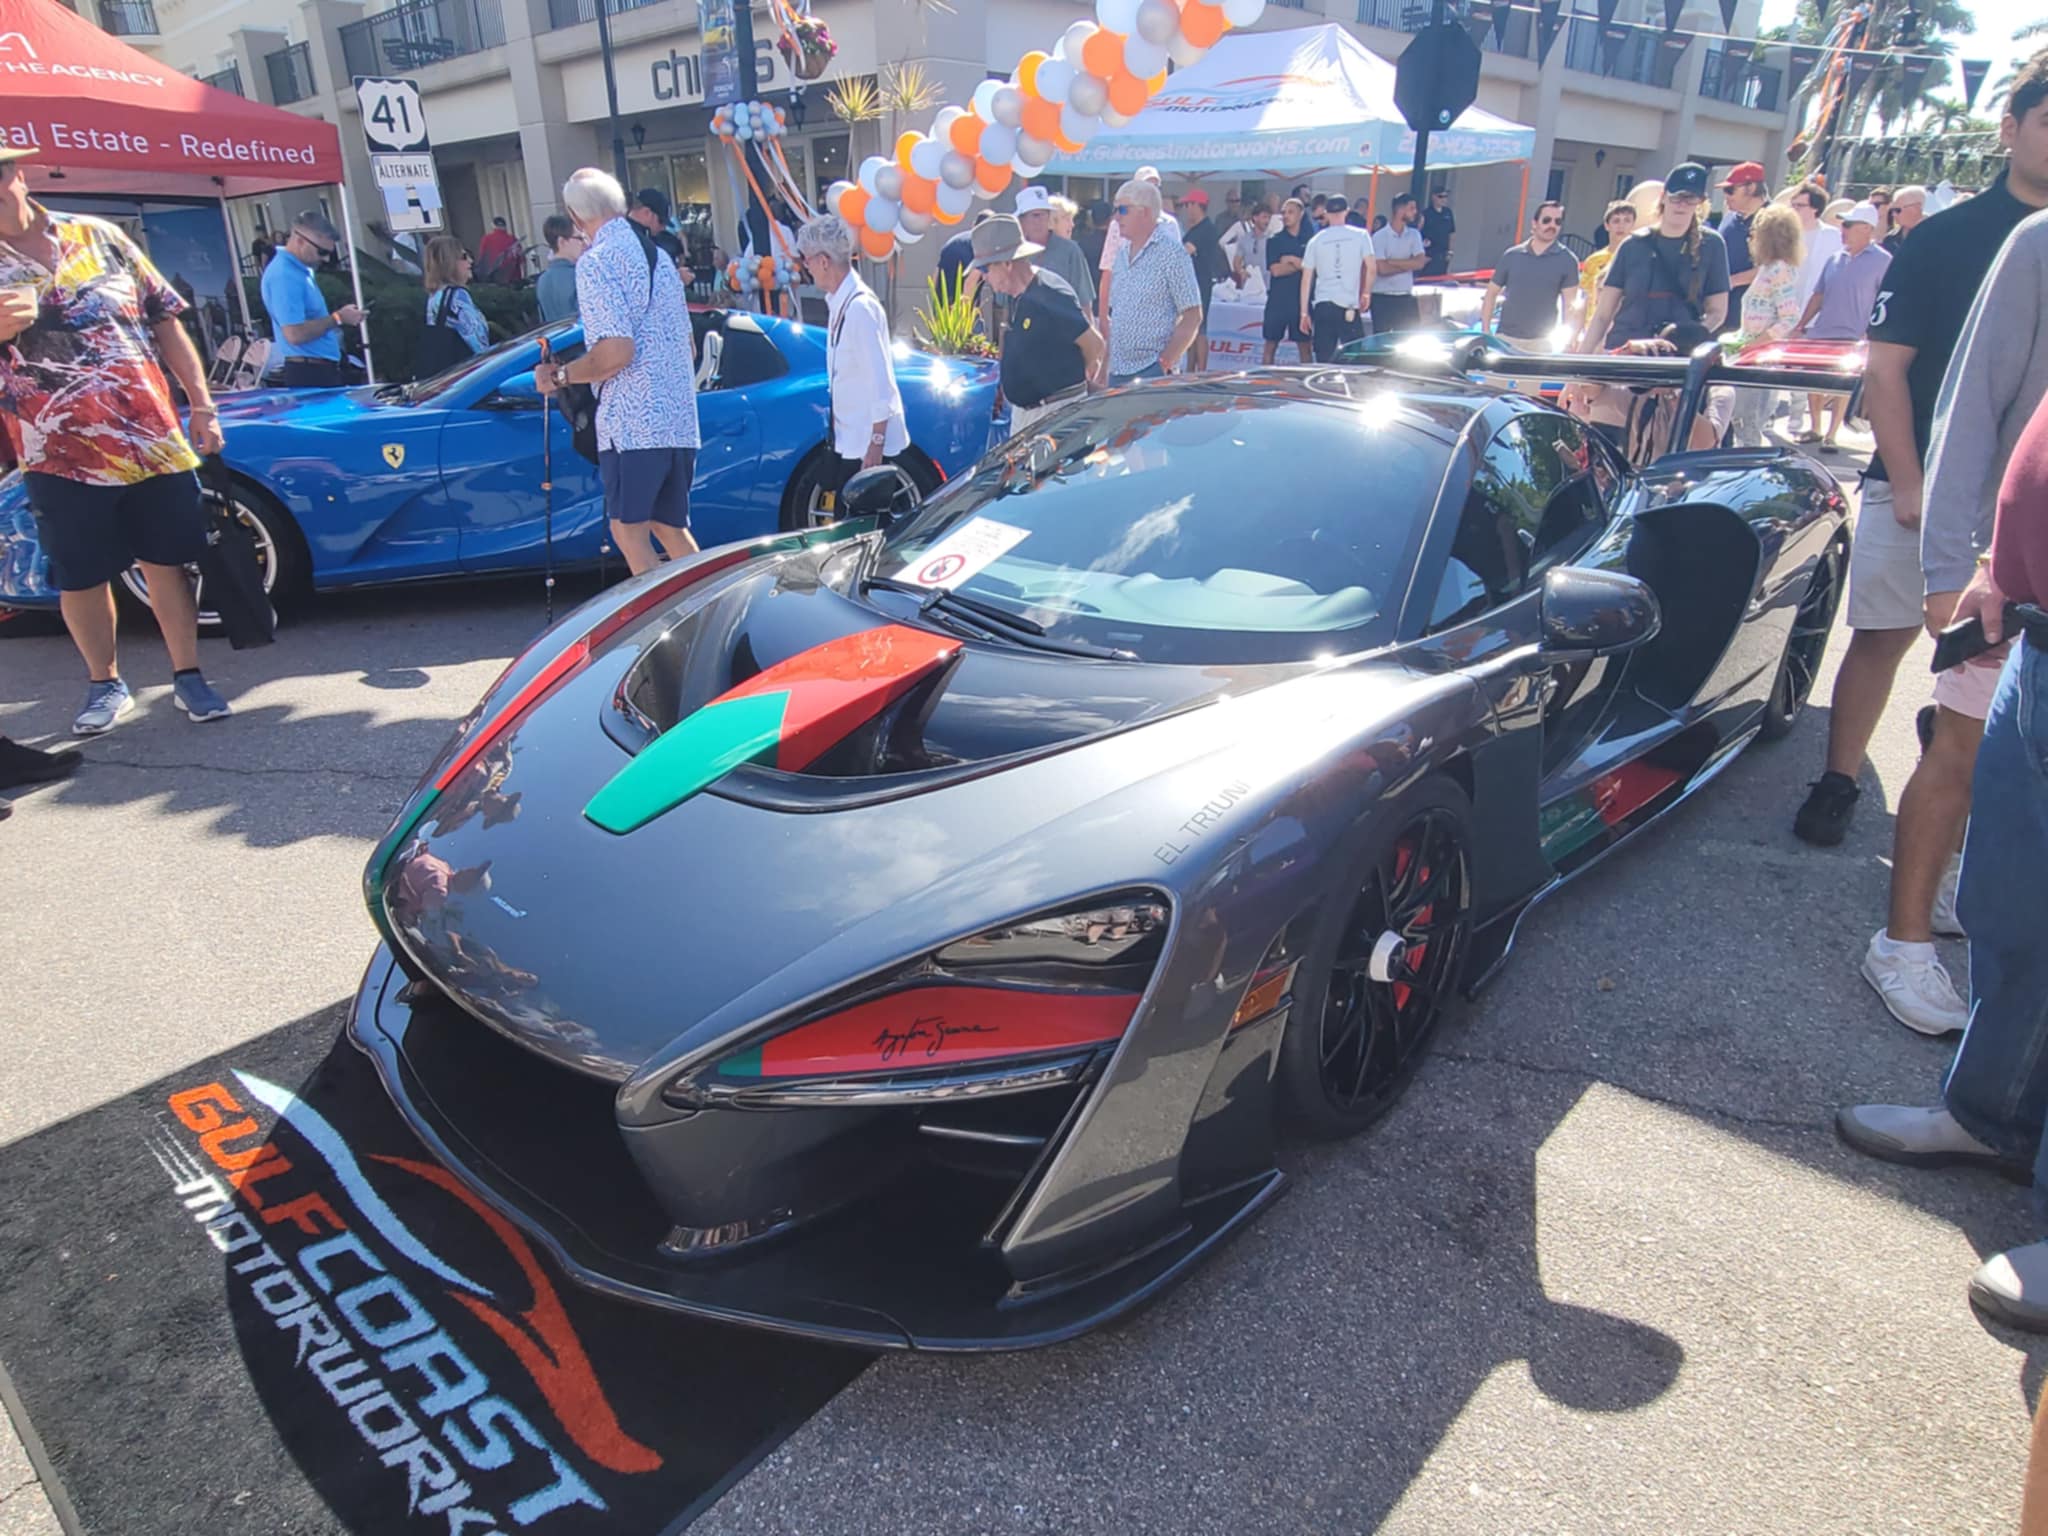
[1717,0,1737,30]
[1662,0,1682,30]
[1961,58,1988,109]
[1788,43,1822,93]
[1538,0,1564,65]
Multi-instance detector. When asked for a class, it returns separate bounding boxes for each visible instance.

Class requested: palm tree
[1919,98,1966,133]
[1989,19,2048,110]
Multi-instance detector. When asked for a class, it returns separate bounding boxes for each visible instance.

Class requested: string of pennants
[1456,0,1990,109]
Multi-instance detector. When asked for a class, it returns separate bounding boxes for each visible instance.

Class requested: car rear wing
[1360,334,1866,461]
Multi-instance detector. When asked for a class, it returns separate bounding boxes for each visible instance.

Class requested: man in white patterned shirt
[535,167,700,577]
[1105,179,1202,385]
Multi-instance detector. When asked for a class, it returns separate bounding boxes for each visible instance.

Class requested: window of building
[1546,167,1568,206]
[810,133,849,202]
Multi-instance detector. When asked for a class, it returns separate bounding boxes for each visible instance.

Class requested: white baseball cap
[1843,201,1881,227]
[1013,186,1053,215]
[1136,165,1162,184]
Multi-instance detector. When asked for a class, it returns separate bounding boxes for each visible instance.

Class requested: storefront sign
[649,38,779,105]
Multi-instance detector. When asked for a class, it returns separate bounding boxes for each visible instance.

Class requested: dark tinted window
[1430,411,1610,630]
[878,382,1452,664]
[694,316,787,389]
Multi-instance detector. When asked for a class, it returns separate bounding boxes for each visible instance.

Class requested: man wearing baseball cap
[971,215,1104,435]
[0,145,235,735]
[1014,186,1094,314]
[1793,202,1891,450]
[1717,161,1770,330]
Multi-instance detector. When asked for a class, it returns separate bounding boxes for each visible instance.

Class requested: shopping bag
[195,457,276,650]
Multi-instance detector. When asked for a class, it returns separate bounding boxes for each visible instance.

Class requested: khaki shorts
[1846,481,1925,631]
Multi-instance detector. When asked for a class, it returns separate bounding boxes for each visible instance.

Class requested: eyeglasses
[1666,193,1703,207]
[1535,216,1561,226]
[1115,203,1133,215]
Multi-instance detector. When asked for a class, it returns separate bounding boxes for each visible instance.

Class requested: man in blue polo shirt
[260,210,362,389]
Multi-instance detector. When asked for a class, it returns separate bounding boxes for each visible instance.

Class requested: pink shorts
[1932,645,2010,720]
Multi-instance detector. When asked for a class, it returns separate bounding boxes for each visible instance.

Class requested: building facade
[64,0,1800,318]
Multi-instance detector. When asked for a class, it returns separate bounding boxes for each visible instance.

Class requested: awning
[1047,23,1535,177]
[0,0,344,198]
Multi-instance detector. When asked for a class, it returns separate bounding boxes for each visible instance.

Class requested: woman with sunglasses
[420,235,491,371]
[260,209,364,390]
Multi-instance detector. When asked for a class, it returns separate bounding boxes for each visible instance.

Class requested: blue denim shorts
[598,446,696,527]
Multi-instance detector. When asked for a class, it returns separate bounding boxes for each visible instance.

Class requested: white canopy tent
[1047,23,1537,225]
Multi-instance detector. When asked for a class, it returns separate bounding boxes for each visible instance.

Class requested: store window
[810,133,849,204]
[629,146,715,272]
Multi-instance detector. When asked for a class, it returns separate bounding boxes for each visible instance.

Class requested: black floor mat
[0,1007,870,1535]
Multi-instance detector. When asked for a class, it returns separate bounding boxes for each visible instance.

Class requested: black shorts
[1262,299,1307,343]
[1311,301,1366,363]
[598,446,696,528]
[1372,293,1422,332]
[24,469,206,592]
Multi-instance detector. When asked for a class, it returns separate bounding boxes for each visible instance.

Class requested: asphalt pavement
[3,466,2046,1534]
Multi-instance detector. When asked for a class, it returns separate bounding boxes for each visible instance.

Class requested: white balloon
[936,181,975,218]
[1220,0,1264,23]
[1123,33,1169,78]
[1036,58,1075,103]
[1062,21,1097,58]
[825,180,854,216]
[1168,28,1205,65]
[866,198,900,234]
[972,79,1003,121]
[1060,102,1102,143]
[1101,104,1133,129]
[940,151,978,190]
[932,105,967,138]
[897,206,933,235]
[979,122,1019,165]
[858,155,887,194]
[971,177,1002,201]
[1015,131,1055,166]
[1067,72,1108,117]
[909,138,945,180]
[990,85,1025,129]
[1011,155,1041,180]
[893,224,926,245]
[1135,0,1180,44]
[1095,0,1142,32]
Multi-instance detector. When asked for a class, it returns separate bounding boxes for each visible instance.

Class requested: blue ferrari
[0,310,1001,619]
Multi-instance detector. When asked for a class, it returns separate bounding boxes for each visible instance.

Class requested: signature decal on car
[872,1015,1001,1063]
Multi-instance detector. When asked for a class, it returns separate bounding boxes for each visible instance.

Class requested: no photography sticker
[900,517,1030,588]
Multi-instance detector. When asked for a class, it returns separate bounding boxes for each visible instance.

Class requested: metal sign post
[337,180,377,385]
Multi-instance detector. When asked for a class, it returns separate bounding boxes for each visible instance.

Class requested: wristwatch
[552,363,571,389]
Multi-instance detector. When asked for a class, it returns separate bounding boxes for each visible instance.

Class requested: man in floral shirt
[0,146,233,734]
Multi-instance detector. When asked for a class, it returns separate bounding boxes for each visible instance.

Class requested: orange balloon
[1147,70,1167,91]
[933,200,965,226]
[900,173,937,215]
[1053,125,1083,154]
[1022,96,1062,142]
[1108,69,1148,117]
[859,225,896,260]
[975,158,1011,194]
[950,114,984,155]
[1181,1,1224,48]
[1082,28,1125,79]
[840,186,871,227]
[895,131,920,169]
[1017,50,1049,97]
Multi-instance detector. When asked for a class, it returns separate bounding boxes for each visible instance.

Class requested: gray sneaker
[72,677,134,735]
[1970,1241,2048,1331]
[172,672,232,723]
[1835,1104,2033,1182]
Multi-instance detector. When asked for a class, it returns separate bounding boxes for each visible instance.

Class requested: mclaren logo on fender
[148,1072,661,1533]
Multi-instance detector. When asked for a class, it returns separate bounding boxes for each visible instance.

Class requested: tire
[779,446,944,534]
[1758,529,1847,743]
[1276,775,1475,1141]
[117,477,308,633]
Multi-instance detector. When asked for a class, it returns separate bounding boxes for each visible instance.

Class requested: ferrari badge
[381,443,405,469]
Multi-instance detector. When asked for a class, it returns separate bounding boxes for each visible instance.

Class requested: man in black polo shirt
[1792,51,2048,849]
[1261,197,1312,364]
[972,215,1105,436]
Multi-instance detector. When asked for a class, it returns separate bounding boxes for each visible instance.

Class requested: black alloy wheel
[1759,530,1848,742]
[1278,778,1473,1140]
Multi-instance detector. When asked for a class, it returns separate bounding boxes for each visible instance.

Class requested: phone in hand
[1931,604,2020,672]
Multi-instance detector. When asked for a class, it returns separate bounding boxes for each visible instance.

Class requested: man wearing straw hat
[973,215,1105,436]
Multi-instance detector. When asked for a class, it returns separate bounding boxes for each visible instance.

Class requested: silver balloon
[874,164,903,202]
[1060,102,1101,143]
[1123,33,1169,79]
[1015,131,1055,167]
[990,85,1024,129]
[894,224,926,246]
[1167,28,1204,66]
[1100,104,1133,129]
[939,151,978,190]
[896,206,933,235]
[1134,0,1180,44]
[1066,72,1108,117]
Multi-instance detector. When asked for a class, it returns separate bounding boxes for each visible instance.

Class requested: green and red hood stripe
[583,624,961,834]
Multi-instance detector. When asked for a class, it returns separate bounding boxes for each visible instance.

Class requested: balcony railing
[266,42,317,105]
[97,0,158,35]
[198,63,244,96]
[544,0,665,30]
[1699,45,1782,112]
[339,0,504,79]
[1563,14,1679,88]
[1356,0,1533,57]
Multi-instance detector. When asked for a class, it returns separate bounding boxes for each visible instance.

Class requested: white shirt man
[1370,194,1429,332]
[1222,209,1271,287]
[825,267,906,462]
[1299,198,1375,362]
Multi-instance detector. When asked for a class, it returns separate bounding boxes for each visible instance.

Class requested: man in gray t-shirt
[1481,202,1581,351]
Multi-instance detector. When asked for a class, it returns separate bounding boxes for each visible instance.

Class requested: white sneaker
[1861,932,1969,1036]
[1931,856,1964,938]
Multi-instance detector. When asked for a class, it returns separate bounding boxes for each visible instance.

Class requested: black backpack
[414,287,473,379]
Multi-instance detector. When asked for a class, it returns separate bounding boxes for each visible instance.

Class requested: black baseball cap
[635,187,671,223]
[1665,162,1709,198]
[1325,195,1348,214]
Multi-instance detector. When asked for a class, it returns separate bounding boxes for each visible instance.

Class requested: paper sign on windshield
[899,517,1030,589]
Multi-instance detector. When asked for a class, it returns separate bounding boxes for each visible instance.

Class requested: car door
[685,316,771,547]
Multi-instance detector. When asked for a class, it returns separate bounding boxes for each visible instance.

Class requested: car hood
[368,533,1443,1099]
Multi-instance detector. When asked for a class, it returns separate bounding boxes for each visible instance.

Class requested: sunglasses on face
[1667,193,1703,206]
[1115,204,1133,215]
[1536,216,1560,226]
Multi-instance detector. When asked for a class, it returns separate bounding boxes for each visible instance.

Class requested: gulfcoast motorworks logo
[149,1072,661,1533]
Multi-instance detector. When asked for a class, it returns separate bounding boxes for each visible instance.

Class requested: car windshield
[405,320,582,404]
[876,380,1454,664]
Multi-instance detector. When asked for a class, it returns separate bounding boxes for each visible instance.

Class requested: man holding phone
[260,210,364,390]
[0,145,234,734]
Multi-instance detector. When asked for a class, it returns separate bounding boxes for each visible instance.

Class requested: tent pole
[1368,167,1379,225]
[338,180,377,385]
[217,193,255,346]
[1515,160,1529,241]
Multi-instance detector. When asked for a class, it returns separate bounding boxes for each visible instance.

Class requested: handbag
[413,287,471,379]
[194,456,276,650]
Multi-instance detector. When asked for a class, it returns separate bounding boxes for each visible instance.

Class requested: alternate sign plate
[372,152,444,233]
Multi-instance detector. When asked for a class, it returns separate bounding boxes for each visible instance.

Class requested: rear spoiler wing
[1361,334,1865,461]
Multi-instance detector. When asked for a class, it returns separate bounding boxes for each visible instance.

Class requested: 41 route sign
[354,77,443,234]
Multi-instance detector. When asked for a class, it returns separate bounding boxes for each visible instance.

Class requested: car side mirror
[839,466,919,529]
[488,374,542,410]
[1539,566,1661,660]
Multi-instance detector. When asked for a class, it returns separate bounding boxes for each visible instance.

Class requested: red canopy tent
[0,0,373,373]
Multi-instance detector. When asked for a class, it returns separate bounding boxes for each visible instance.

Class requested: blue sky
[1757,0,2037,107]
